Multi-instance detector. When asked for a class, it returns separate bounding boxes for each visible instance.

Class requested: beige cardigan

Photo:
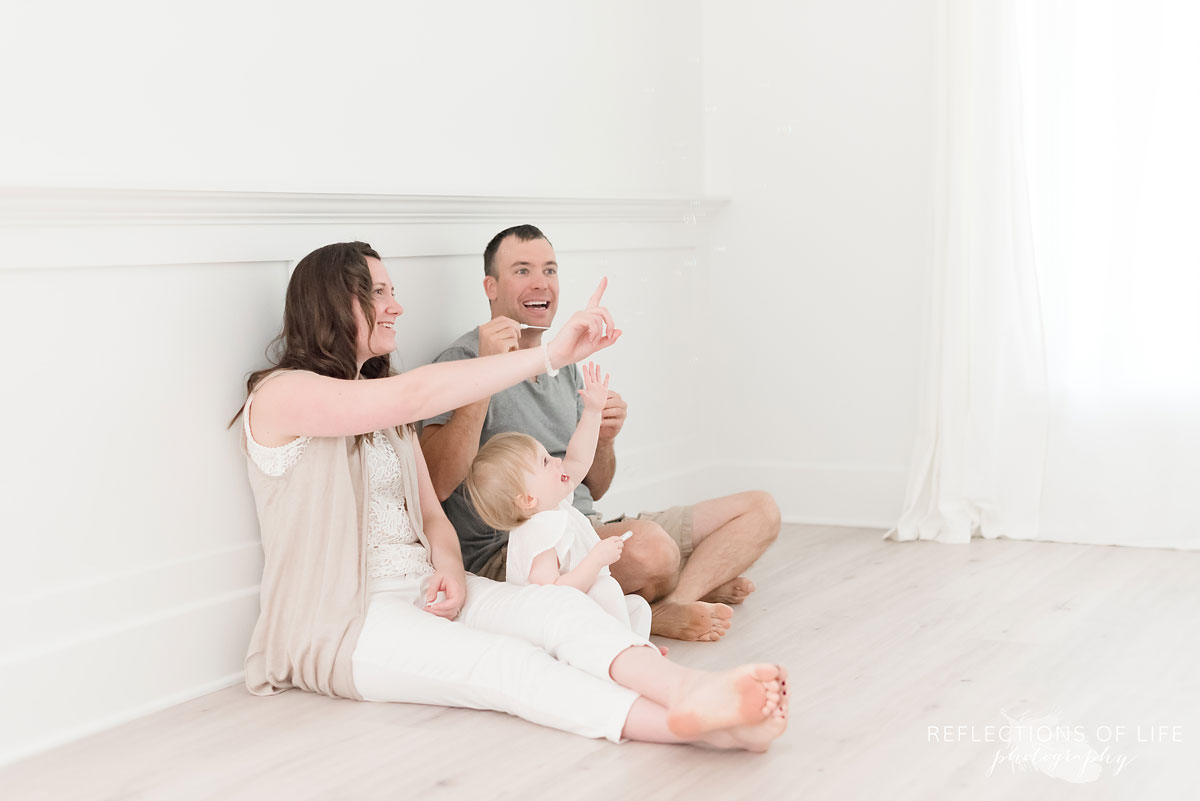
[241,379,425,699]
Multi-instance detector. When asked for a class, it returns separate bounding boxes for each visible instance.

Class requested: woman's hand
[547,278,622,368]
[423,569,467,620]
[577,361,611,414]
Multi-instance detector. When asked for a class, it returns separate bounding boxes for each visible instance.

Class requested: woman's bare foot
[701,577,756,605]
[651,601,733,641]
[699,702,788,752]
[666,664,783,738]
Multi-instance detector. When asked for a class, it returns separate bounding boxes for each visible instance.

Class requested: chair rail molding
[0,187,729,270]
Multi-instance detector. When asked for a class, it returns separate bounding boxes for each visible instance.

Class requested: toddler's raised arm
[560,362,609,494]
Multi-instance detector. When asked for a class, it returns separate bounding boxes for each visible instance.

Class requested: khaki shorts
[475,505,695,582]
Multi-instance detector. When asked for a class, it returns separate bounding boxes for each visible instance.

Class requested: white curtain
[892,0,1200,549]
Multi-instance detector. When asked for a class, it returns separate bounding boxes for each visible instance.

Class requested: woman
[234,241,787,750]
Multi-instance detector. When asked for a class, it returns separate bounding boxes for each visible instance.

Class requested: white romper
[506,498,653,640]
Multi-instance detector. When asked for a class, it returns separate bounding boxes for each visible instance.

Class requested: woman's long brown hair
[230,241,394,438]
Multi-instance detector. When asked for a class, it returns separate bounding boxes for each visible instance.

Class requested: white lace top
[244,397,434,581]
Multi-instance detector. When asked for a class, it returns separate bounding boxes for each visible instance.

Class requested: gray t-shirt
[422,329,593,573]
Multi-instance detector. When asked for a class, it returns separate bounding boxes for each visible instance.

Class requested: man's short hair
[483,224,552,278]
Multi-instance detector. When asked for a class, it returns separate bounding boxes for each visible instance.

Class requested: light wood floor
[3,525,1197,801]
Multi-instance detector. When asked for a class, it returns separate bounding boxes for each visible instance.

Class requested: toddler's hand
[591,535,625,567]
[578,361,611,413]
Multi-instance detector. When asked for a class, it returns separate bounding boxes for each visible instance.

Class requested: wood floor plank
[2,525,1196,800]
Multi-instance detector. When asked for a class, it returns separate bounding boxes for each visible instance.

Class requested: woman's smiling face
[355,256,404,366]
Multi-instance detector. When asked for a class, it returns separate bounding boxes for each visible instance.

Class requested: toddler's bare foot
[666,663,783,738]
[699,702,788,753]
[701,577,756,605]
[651,601,733,642]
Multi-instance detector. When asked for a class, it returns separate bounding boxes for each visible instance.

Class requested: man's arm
[582,439,616,500]
[420,318,523,501]
[581,388,627,501]
[420,408,488,502]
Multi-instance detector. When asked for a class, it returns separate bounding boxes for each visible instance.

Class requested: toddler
[466,362,653,640]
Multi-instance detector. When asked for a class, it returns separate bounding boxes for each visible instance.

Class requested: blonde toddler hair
[466,432,542,532]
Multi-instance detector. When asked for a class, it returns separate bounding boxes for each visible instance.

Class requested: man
[420,225,780,641]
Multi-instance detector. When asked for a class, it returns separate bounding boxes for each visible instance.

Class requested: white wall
[0,0,702,197]
[0,0,713,766]
[0,0,942,765]
[699,0,937,526]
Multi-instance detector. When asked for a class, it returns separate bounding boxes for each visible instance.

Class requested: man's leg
[596,518,680,599]
[666,490,781,606]
[596,517,734,643]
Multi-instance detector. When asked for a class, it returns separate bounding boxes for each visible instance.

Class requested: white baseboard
[602,459,906,531]
[0,671,246,770]
[0,588,259,768]
[3,541,263,662]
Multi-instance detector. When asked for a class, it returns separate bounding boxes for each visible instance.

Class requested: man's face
[485,236,559,327]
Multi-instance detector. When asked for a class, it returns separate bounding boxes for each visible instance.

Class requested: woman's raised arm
[249,304,620,444]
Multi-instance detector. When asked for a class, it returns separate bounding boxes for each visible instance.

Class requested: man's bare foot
[651,601,733,642]
[698,702,788,752]
[701,577,756,605]
[666,663,783,738]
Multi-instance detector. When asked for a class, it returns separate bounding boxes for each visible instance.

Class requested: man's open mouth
[523,301,550,310]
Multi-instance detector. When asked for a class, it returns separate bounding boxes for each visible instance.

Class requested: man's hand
[578,361,611,414]
[598,389,627,442]
[423,569,467,620]
[478,317,521,357]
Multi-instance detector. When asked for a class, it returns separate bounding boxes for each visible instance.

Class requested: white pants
[588,575,653,640]
[352,574,646,743]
